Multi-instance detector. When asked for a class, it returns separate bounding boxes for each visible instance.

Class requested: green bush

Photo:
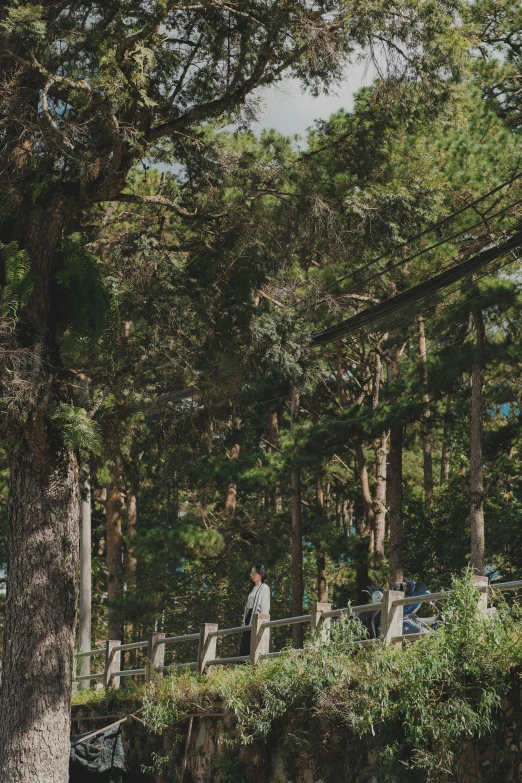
[75,575,522,781]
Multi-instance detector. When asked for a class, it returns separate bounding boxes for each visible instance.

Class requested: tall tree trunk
[267,411,282,512]
[470,309,486,575]
[0,195,79,781]
[336,340,348,405]
[418,316,433,501]
[355,444,374,535]
[106,483,124,640]
[370,351,387,565]
[440,394,453,484]
[126,486,138,581]
[225,409,241,518]
[79,470,92,687]
[388,345,404,584]
[0,438,79,782]
[225,443,240,518]
[77,375,92,686]
[315,478,328,603]
[373,432,388,563]
[290,386,304,648]
[312,404,328,603]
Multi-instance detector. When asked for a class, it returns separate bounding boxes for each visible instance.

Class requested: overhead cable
[311,231,522,346]
[296,170,522,307]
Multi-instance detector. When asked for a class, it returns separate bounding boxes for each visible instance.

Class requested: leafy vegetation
[71,576,522,781]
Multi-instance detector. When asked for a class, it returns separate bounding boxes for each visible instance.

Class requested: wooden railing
[74,576,522,691]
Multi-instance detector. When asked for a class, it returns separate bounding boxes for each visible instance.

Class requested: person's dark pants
[239,609,252,656]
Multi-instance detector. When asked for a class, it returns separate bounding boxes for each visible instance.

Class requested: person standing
[239,564,270,656]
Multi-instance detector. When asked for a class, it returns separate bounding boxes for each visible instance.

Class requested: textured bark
[315,477,328,603]
[106,483,124,641]
[267,411,282,512]
[418,316,433,500]
[290,386,304,648]
[126,486,138,580]
[79,471,92,687]
[440,394,453,484]
[312,404,328,603]
[0,438,79,782]
[388,346,404,585]
[225,443,240,518]
[355,444,374,535]
[371,352,387,563]
[470,309,486,575]
[373,432,388,562]
[0,194,80,782]
[336,340,348,405]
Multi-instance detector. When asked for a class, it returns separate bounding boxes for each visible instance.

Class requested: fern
[56,234,111,339]
[0,242,35,329]
[51,404,102,455]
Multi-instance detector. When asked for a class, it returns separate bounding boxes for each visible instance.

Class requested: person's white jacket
[242,582,270,625]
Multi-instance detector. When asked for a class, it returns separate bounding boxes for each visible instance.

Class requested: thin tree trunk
[126,486,138,581]
[418,316,433,501]
[106,483,124,640]
[440,394,453,484]
[79,470,92,688]
[315,477,328,603]
[388,345,404,585]
[225,443,240,518]
[77,375,92,686]
[225,410,241,518]
[290,386,304,648]
[312,404,328,603]
[355,444,374,535]
[336,340,347,405]
[267,411,282,512]
[370,351,387,564]
[373,433,388,563]
[0,439,79,781]
[470,309,486,575]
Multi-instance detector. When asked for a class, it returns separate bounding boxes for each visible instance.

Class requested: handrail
[488,579,522,592]
[159,632,200,645]
[76,672,104,681]
[262,614,311,629]
[76,647,105,659]
[73,577,522,689]
[206,655,250,666]
[112,641,148,652]
[111,668,146,678]
[322,602,383,618]
[208,625,250,638]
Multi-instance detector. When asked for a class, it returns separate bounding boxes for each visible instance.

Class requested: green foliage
[0,242,34,329]
[0,5,46,46]
[51,404,102,455]
[72,577,522,782]
[55,234,115,361]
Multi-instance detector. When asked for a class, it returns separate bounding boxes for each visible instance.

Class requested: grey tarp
[70,723,127,783]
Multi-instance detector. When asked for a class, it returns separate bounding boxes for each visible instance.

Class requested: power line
[311,231,522,346]
[294,170,522,309]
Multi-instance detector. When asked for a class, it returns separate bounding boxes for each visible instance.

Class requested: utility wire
[294,170,522,309]
[311,231,522,346]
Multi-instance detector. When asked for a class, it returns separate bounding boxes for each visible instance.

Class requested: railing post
[104,640,121,689]
[311,602,332,643]
[197,623,218,675]
[146,632,166,681]
[250,613,270,664]
[472,575,489,615]
[380,590,404,645]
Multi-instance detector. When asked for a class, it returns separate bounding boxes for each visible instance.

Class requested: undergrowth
[73,574,522,782]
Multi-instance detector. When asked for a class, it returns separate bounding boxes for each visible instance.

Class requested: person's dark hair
[249,563,268,592]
